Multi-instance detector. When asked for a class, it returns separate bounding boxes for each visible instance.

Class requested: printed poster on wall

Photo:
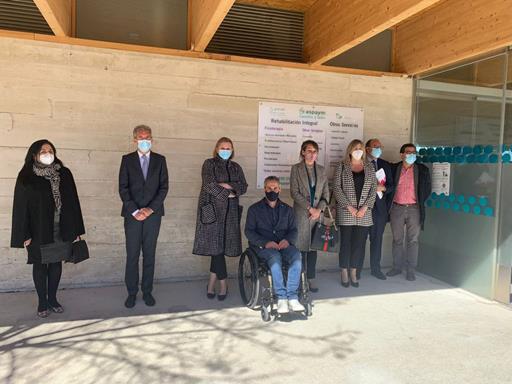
[432,162,451,195]
[257,101,364,188]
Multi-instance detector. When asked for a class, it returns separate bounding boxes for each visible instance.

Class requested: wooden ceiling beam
[188,0,235,52]
[33,0,72,37]
[394,0,512,75]
[304,0,443,65]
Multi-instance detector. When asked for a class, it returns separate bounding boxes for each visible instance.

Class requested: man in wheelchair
[245,176,305,314]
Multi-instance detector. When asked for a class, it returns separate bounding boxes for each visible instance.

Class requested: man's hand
[219,183,233,190]
[278,239,290,250]
[356,206,368,218]
[134,212,146,221]
[24,238,32,247]
[308,207,321,221]
[265,241,280,250]
[347,206,358,217]
[140,207,154,218]
[377,185,386,193]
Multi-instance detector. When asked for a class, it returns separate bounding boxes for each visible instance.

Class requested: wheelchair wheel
[238,250,260,308]
[261,304,271,322]
[305,302,313,317]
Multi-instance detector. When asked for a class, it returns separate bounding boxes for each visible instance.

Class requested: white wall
[0,37,413,291]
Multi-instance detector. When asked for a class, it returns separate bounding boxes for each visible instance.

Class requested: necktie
[372,159,377,170]
[142,155,149,180]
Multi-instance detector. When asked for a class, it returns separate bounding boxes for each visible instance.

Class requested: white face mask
[352,149,364,160]
[39,153,54,165]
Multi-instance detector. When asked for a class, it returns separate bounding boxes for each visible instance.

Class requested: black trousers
[339,225,369,269]
[124,214,162,296]
[32,262,62,311]
[210,254,228,280]
[301,251,317,279]
[358,213,387,273]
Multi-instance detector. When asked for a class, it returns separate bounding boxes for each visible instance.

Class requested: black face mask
[265,191,279,202]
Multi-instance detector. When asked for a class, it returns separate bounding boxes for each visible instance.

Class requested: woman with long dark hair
[11,140,85,318]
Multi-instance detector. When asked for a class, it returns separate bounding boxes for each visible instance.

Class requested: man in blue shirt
[245,176,304,314]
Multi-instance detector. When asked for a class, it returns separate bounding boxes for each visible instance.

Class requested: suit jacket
[245,199,298,249]
[118,151,169,217]
[290,161,330,251]
[390,162,432,228]
[369,157,394,221]
[333,160,377,227]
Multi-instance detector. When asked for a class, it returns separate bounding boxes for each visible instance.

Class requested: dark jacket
[370,158,394,221]
[390,162,432,228]
[193,157,247,257]
[10,166,85,264]
[245,198,298,250]
[118,151,169,217]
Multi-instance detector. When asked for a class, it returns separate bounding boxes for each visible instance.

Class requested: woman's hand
[308,207,321,221]
[23,239,32,247]
[347,206,358,217]
[356,206,368,218]
[219,183,233,190]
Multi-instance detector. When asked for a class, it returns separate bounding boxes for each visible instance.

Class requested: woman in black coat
[11,140,85,318]
[193,137,247,301]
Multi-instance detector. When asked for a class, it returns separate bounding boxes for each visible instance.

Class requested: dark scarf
[33,162,62,213]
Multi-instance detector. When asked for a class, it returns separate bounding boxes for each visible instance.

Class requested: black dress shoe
[125,294,136,308]
[217,287,228,301]
[386,268,402,277]
[308,280,319,293]
[406,271,416,281]
[371,270,387,280]
[206,284,216,299]
[143,293,156,306]
[350,280,359,288]
[341,280,350,288]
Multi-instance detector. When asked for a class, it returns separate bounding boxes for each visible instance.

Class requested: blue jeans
[258,245,302,300]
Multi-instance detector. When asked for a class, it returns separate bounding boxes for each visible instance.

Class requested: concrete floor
[1,271,511,384]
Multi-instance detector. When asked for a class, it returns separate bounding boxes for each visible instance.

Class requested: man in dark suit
[386,143,431,281]
[358,138,394,280]
[119,125,169,308]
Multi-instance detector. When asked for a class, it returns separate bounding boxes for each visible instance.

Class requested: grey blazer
[290,161,330,251]
[333,160,377,227]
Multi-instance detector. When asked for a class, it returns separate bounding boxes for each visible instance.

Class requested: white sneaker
[277,299,289,314]
[288,299,305,312]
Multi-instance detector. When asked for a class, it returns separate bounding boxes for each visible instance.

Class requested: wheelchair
[238,247,313,321]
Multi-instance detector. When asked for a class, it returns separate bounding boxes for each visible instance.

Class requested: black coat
[390,162,432,228]
[193,157,247,257]
[118,151,169,217]
[10,166,86,264]
[371,158,394,221]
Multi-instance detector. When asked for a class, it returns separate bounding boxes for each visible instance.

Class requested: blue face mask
[218,150,232,160]
[405,154,417,165]
[371,147,382,159]
[138,140,152,153]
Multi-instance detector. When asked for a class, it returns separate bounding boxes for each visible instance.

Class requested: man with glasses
[386,143,431,281]
[360,139,394,280]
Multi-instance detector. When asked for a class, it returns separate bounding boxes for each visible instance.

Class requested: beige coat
[290,161,331,252]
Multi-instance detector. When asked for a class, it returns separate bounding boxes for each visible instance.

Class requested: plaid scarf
[33,162,62,213]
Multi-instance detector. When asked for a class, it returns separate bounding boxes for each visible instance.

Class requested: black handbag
[67,237,89,264]
[310,205,339,253]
